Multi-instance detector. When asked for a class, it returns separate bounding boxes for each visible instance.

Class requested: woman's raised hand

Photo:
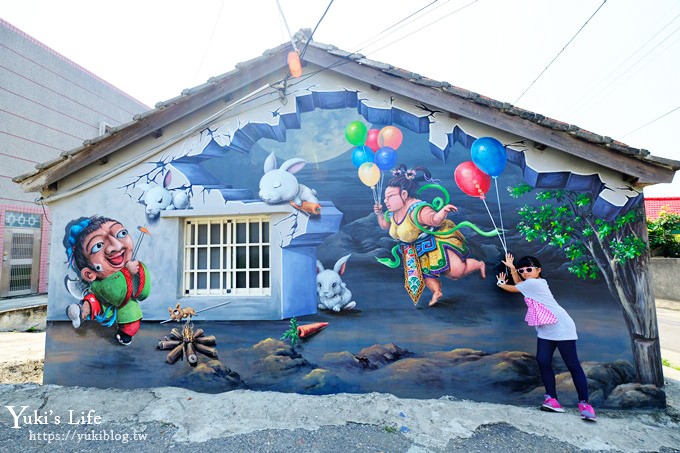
[501,253,515,269]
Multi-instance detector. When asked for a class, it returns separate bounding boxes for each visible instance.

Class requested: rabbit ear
[264,153,278,173]
[163,170,173,188]
[333,254,351,275]
[316,260,325,273]
[279,158,306,174]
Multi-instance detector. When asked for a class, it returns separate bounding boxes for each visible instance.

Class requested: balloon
[351,146,374,168]
[287,51,302,78]
[454,161,491,198]
[470,136,507,177]
[345,121,368,146]
[365,128,380,151]
[374,147,397,170]
[378,126,403,150]
[358,162,381,187]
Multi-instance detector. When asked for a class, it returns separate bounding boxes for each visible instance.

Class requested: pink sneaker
[541,395,565,413]
[578,402,597,421]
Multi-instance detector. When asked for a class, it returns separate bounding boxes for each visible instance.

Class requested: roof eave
[17,44,293,194]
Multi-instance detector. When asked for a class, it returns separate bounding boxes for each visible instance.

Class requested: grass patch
[662,358,680,371]
[384,425,398,434]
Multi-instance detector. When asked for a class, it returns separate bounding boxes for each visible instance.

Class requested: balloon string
[494,178,508,254]
[371,186,379,205]
[481,197,507,253]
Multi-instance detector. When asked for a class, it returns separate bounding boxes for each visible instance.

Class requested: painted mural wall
[43,69,662,407]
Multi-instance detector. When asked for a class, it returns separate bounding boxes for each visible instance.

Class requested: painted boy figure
[64,216,151,346]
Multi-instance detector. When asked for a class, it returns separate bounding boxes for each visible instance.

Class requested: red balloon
[454,161,491,198]
[365,129,380,152]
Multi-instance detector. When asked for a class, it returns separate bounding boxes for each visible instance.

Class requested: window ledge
[162,201,299,217]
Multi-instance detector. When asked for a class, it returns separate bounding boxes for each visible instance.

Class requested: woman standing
[496,253,596,421]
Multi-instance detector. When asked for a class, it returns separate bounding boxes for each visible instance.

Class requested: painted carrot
[297,322,329,339]
[289,201,321,215]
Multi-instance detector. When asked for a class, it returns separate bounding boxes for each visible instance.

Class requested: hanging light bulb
[288,50,302,78]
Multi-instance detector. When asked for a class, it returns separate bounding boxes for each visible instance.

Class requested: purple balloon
[374,147,397,171]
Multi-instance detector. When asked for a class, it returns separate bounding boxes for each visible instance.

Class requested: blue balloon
[351,145,374,168]
[374,146,397,170]
[471,137,507,177]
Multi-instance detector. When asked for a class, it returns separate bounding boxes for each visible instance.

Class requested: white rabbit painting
[258,153,320,215]
[137,170,191,222]
[316,254,357,312]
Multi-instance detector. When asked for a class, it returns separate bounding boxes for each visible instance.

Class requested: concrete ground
[0,296,679,452]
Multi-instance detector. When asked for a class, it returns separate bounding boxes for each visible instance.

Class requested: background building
[0,19,148,297]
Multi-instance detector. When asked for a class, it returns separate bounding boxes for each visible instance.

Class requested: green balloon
[345,121,368,146]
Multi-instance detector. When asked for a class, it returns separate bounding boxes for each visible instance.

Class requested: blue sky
[2,0,678,195]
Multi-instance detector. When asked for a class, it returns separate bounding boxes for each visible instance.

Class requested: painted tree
[510,184,663,386]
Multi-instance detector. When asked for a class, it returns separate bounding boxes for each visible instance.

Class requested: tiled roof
[14,29,680,192]
[645,197,680,220]
[306,38,677,167]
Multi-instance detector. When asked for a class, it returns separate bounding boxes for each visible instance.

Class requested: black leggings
[536,338,589,402]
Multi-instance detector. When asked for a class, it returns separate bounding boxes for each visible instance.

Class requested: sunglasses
[517,267,537,274]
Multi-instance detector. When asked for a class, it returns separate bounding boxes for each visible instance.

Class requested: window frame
[182,215,271,297]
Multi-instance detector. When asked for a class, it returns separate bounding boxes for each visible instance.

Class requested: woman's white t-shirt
[515,278,578,341]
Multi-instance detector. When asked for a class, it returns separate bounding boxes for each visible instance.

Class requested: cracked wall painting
[43,80,655,407]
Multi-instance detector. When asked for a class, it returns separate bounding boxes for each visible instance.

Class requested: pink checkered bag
[524,297,558,326]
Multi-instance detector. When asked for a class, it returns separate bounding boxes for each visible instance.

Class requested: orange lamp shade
[288,51,302,78]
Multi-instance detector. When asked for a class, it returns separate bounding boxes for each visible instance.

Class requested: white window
[183,216,270,296]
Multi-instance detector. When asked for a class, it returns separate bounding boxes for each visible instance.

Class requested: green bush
[647,208,680,257]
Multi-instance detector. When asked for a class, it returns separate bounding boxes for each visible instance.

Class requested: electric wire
[559,8,680,118]
[299,0,335,60]
[620,104,680,139]
[572,18,680,119]
[276,0,298,52]
[284,0,474,90]
[192,0,227,85]
[566,21,680,118]
[361,0,479,56]
[350,0,444,53]
[512,0,607,106]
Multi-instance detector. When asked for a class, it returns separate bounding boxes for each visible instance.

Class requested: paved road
[660,308,680,375]
[0,295,47,313]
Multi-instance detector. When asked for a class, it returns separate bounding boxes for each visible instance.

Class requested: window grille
[9,233,34,292]
[183,216,270,296]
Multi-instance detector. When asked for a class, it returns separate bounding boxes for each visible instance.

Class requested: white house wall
[46,63,639,323]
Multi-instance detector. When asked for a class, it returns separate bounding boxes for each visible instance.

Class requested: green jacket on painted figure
[90,262,151,324]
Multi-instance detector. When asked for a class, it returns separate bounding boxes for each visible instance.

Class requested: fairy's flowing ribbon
[413,184,499,238]
[376,244,402,268]
[376,217,498,269]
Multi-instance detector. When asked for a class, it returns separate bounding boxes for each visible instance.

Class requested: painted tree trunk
[614,259,663,386]
[591,218,664,386]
